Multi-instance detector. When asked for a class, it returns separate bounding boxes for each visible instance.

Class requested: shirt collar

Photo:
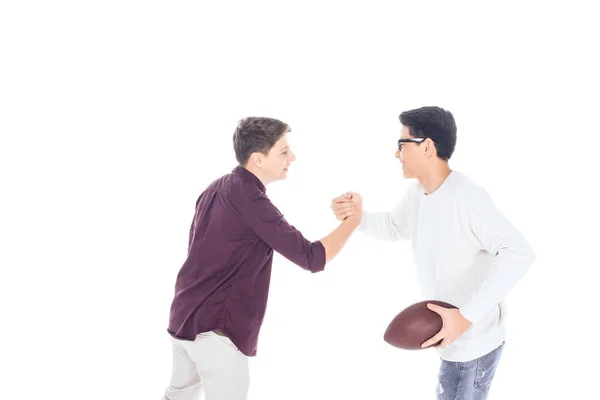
[232,166,266,193]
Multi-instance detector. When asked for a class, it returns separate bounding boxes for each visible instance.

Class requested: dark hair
[399,106,457,160]
[233,117,291,165]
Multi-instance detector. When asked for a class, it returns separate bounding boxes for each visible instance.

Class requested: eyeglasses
[398,137,427,151]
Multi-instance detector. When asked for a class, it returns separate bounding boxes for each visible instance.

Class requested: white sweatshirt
[359,171,535,362]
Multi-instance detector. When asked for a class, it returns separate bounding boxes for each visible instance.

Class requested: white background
[1,1,599,399]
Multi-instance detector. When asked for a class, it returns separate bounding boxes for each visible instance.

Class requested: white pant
[162,331,250,400]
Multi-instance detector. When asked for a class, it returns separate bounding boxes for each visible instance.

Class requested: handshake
[330,192,364,222]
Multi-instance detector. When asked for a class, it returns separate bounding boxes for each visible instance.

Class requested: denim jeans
[436,342,505,400]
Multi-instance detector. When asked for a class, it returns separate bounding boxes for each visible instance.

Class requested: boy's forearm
[319,217,361,263]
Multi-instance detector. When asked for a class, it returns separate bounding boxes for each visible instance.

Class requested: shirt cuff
[460,301,493,325]
[310,240,326,273]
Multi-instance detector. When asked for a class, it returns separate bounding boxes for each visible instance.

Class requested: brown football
[383,300,458,350]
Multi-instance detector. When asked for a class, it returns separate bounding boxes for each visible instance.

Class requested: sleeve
[240,191,326,273]
[358,186,412,241]
[459,188,536,324]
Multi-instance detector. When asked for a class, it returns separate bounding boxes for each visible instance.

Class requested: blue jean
[436,342,504,400]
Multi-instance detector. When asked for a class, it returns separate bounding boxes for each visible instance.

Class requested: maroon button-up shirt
[167,166,326,356]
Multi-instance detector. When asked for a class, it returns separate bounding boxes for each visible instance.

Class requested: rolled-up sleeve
[240,191,326,273]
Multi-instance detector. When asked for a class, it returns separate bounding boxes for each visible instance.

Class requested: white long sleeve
[458,188,535,324]
[358,184,413,241]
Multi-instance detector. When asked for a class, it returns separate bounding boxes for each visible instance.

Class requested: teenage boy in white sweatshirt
[331,106,535,400]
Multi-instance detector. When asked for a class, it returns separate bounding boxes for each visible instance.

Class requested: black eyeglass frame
[397,137,428,150]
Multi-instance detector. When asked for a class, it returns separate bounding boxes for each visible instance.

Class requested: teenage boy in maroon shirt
[161,117,363,400]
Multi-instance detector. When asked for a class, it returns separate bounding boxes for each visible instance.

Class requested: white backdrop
[1,1,599,399]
